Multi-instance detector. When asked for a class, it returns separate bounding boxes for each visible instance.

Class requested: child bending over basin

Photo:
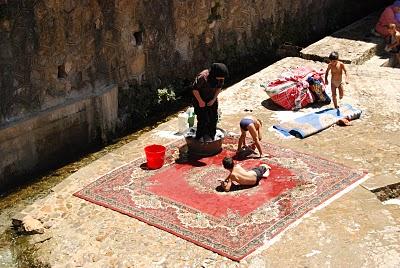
[219,157,271,192]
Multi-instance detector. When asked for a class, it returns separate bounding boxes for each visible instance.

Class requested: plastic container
[178,112,189,133]
[183,127,226,156]
[186,107,194,115]
[188,114,195,127]
[144,144,166,169]
[186,107,195,127]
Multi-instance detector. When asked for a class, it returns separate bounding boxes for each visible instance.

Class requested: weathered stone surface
[362,174,400,192]
[0,84,118,190]
[12,215,44,234]
[301,13,385,64]
[0,0,386,125]
[0,1,389,190]
[10,57,400,266]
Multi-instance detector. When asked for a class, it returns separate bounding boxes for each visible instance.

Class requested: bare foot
[260,164,271,170]
[260,164,271,177]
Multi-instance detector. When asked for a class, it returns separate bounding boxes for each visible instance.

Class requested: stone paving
[301,13,384,64]
[12,56,400,267]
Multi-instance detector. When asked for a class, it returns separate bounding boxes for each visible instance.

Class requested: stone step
[301,12,385,64]
[363,54,391,67]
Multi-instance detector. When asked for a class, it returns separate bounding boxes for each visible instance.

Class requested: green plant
[156,87,176,104]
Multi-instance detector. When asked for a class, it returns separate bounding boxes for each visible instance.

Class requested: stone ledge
[361,174,400,192]
[300,13,384,64]
[363,54,391,67]
[0,84,118,190]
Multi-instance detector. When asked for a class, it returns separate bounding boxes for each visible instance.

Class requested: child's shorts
[252,165,267,183]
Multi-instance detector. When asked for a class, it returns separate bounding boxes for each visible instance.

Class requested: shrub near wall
[117,80,191,131]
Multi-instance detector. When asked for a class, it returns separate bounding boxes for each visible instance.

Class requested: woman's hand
[198,99,206,107]
[207,98,216,106]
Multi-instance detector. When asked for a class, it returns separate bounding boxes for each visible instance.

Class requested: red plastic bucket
[144,144,166,169]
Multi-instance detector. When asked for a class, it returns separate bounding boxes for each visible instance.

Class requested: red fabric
[74,136,366,261]
[147,152,296,217]
[375,6,400,38]
[269,82,314,110]
[265,67,319,110]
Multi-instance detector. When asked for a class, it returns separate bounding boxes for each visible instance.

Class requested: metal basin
[183,127,226,156]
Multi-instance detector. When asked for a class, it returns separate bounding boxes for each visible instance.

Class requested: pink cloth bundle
[264,67,324,110]
[375,2,400,38]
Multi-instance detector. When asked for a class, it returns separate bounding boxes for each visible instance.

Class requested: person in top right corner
[324,51,349,109]
[374,1,400,39]
[385,23,400,66]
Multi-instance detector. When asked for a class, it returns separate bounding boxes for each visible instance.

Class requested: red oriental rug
[74,136,366,261]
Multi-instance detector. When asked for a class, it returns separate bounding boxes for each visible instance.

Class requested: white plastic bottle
[178,112,189,133]
[186,107,194,116]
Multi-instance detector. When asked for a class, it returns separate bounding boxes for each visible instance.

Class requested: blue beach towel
[273,104,362,138]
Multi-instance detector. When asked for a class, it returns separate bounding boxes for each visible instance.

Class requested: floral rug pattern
[74,136,366,261]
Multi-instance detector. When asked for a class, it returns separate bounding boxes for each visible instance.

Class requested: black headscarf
[208,63,229,88]
[209,63,229,79]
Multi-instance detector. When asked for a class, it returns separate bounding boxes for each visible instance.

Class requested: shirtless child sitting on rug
[219,157,271,192]
[324,51,349,109]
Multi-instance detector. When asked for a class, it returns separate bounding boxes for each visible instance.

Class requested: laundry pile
[262,66,331,111]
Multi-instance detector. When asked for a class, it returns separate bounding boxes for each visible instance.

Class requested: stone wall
[0,0,389,189]
[0,0,388,125]
[0,85,117,190]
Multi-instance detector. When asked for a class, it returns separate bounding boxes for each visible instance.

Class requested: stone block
[301,13,384,64]
[361,174,400,192]
[0,85,118,191]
